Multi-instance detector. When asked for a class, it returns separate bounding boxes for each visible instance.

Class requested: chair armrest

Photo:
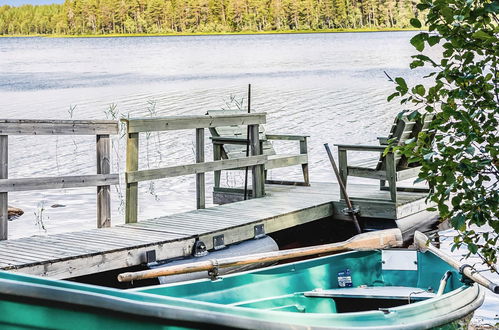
[377,137,389,145]
[334,144,388,152]
[266,134,309,141]
[210,136,249,145]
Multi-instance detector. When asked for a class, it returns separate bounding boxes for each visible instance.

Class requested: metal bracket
[341,206,360,216]
[459,264,474,286]
[192,240,208,258]
[213,235,226,250]
[208,259,220,281]
[254,224,265,239]
[145,250,157,267]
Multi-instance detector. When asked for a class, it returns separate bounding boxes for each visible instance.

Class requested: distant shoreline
[0,27,420,38]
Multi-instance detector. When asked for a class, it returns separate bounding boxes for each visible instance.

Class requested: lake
[0,31,497,325]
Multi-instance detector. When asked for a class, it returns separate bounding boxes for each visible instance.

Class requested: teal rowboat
[0,248,485,329]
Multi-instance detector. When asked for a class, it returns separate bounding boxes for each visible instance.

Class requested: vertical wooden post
[249,124,264,198]
[196,128,205,209]
[125,132,139,223]
[386,152,397,203]
[300,137,310,186]
[0,135,7,240]
[213,143,222,189]
[338,149,348,200]
[96,134,111,228]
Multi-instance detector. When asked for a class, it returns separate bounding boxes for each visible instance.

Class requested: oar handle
[414,231,499,294]
[118,228,403,282]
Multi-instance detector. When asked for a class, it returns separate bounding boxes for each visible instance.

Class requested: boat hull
[0,250,485,329]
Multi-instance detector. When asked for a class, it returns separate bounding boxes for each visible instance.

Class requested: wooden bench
[335,113,433,202]
[207,110,309,194]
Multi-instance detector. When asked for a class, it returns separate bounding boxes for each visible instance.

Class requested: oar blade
[345,228,403,251]
[414,231,430,252]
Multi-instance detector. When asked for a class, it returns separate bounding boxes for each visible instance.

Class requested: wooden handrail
[0,119,118,135]
[0,174,119,192]
[0,119,120,239]
[121,113,266,133]
[123,114,266,223]
[126,155,267,183]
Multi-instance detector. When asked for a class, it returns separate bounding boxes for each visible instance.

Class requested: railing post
[338,148,348,201]
[126,132,139,223]
[0,135,7,240]
[96,134,111,228]
[196,128,205,209]
[213,143,222,189]
[386,152,397,203]
[249,124,264,198]
[300,136,310,186]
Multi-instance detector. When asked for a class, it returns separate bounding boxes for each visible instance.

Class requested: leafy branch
[388,0,498,270]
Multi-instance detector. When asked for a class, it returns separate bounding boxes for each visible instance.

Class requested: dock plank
[0,182,431,279]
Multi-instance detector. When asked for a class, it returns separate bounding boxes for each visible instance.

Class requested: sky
[0,0,63,6]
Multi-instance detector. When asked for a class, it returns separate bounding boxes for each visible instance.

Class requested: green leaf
[387,92,399,102]
[410,18,422,28]
[451,214,466,231]
[413,85,426,96]
[410,33,426,52]
[410,60,424,69]
[427,35,440,46]
[465,146,475,155]
[441,6,454,23]
[467,243,478,254]
[414,177,426,183]
[416,3,431,10]
[472,30,492,40]
[484,2,499,13]
[408,110,419,120]
[395,77,407,90]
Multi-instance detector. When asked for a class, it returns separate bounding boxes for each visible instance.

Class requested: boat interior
[135,249,465,314]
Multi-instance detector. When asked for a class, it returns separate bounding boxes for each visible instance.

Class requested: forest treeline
[0,0,419,35]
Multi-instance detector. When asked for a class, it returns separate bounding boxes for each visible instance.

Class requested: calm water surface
[0,32,496,325]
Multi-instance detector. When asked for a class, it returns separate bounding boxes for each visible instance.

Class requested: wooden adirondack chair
[207,110,309,193]
[334,113,433,202]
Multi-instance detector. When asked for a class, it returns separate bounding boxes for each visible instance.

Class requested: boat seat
[304,286,435,301]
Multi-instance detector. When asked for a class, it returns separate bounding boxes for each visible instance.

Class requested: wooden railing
[0,119,119,240]
[122,113,267,223]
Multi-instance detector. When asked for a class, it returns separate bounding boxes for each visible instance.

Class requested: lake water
[0,32,497,325]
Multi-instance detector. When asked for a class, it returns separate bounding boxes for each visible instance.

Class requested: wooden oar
[414,231,499,294]
[117,228,403,282]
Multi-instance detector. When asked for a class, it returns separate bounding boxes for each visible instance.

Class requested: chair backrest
[207,110,276,159]
[376,113,434,170]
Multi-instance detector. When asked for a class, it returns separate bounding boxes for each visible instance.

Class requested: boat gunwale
[0,272,484,329]
[0,248,484,329]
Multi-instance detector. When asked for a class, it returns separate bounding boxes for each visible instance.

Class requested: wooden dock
[0,114,435,280]
[0,182,430,279]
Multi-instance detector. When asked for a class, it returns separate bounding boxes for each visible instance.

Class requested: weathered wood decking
[0,182,428,279]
